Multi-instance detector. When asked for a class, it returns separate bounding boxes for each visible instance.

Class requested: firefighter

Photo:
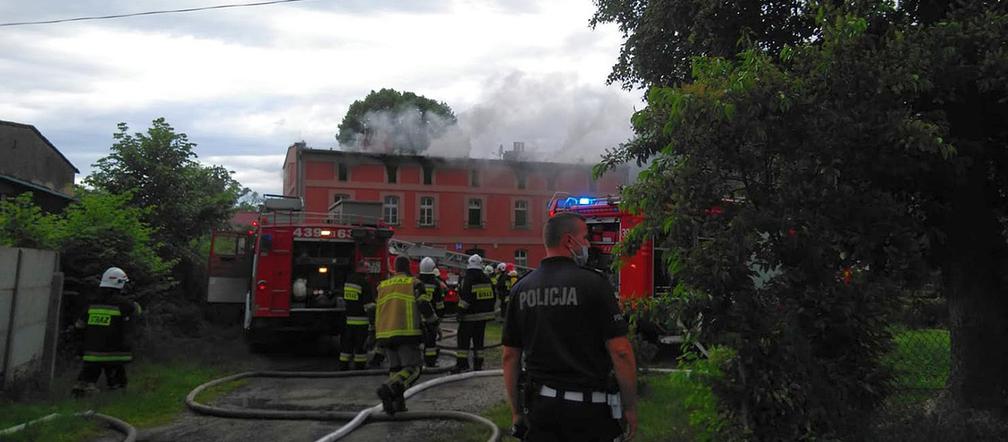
[502,212,638,441]
[502,267,519,318]
[340,260,375,371]
[494,262,508,318]
[417,257,443,367]
[72,267,140,397]
[453,254,495,373]
[374,256,430,415]
[432,266,447,319]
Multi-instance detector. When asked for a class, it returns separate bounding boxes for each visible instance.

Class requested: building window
[386,164,398,184]
[383,195,399,225]
[513,200,528,228]
[337,163,348,181]
[516,171,526,190]
[470,169,480,187]
[423,165,434,185]
[419,196,435,227]
[467,198,482,227]
[514,249,528,267]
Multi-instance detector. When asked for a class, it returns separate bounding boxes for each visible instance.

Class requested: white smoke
[336,71,640,163]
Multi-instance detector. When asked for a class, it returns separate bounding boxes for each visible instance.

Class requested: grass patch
[0,360,243,442]
[881,328,949,408]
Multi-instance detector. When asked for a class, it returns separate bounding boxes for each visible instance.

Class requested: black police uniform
[341,271,375,370]
[418,273,444,367]
[502,256,628,442]
[455,268,495,372]
[77,288,138,389]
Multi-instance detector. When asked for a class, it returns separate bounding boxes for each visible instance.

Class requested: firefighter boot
[424,352,439,368]
[337,360,350,371]
[451,355,469,374]
[71,382,99,398]
[368,351,385,369]
[474,356,485,371]
[353,361,367,371]
[376,383,396,415]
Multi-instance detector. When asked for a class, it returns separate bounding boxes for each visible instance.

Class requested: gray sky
[0,0,642,194]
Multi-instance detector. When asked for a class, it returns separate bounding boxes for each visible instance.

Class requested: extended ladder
[387,238,535,273]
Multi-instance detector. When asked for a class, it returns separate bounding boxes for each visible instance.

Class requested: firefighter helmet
[99,267,129,289]
[508,270,518,277]
[506,263,515,273]
[496,263,507,272]
[420,257,437,275]
[467,254,483,270]
[483,265,494,275]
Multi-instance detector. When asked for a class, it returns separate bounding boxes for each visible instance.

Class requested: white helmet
[467,254,483,270]
[483,265,494,275]
[420,257,437,275]
[99,267,129,289]
[508,270,518,277]
[496,263,507,272]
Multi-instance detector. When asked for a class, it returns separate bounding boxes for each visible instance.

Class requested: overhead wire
[0,0,316,28]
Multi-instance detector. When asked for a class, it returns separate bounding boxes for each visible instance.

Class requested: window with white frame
[513,200,528,228]
[383,195,399,225]
[419,196,435,226]
[467,198,482,227]
[514,249,528,267]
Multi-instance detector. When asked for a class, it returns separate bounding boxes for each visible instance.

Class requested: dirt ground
[121,322,507,442]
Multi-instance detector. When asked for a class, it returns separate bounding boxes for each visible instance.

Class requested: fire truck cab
[208,195,393,349]
[548,193,672,301]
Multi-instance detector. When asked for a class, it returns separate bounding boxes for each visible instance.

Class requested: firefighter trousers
[456,320,487,370]
[77,362,127,388]
[340,324,369,369]
[422,322,440,366]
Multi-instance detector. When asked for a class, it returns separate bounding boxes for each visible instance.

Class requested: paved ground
[129,323,507,442]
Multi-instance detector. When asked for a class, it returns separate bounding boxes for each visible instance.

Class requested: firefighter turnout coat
[80,291,138,363]
[459,268,495,322]
[343,272,375,327]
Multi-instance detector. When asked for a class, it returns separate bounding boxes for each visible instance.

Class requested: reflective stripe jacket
[375,273,425,346]
[459,268,495,322]
[343,272,375,327]
[417,274,443,323]
[80,290,137,363]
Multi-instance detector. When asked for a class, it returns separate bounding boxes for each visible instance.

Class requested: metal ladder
[387,238,535,272]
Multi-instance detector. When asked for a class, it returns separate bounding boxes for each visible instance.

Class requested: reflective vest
[375,274,422,342]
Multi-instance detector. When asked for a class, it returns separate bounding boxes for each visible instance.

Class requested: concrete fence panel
[0,246,62,391]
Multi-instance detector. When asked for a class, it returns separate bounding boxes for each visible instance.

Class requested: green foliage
[336,88,456,153]
[85,118,242,261]
[593,0,1008,438]
[0,193,60,249]
[57,189,173,302]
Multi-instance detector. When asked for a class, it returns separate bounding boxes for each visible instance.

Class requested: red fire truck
[547,193,672,301]
[208,195,393,349]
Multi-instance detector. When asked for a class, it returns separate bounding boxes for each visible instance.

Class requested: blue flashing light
[578,197,592,205]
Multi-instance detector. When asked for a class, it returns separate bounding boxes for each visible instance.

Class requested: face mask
[569,235,589,266]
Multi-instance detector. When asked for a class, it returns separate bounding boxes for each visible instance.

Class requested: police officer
[502,212,638,441]
[375,256,430,414]
[453,254,496,373]
[417,257,444,367]
[340,260,375,371]
[73,267,141,396]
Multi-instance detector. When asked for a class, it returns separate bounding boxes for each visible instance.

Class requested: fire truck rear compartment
[290,240,355,308]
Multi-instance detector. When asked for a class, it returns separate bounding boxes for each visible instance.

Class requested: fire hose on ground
[0,410,137,442]
[184,326,504,441]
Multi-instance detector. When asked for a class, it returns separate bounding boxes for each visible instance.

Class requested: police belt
[538,385,608,404]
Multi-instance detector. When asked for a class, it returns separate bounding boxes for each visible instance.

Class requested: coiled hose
[186,325,503,442]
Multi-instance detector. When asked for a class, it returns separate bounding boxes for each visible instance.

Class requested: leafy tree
[56,189,173,302]
[236,188,264,211]
[85,118,243,260]
[336,88,457,153]
[595,0,1008,438]
[0,192,59,249]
